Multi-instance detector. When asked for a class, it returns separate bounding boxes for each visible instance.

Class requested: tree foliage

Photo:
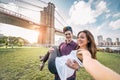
[0,36,29,47]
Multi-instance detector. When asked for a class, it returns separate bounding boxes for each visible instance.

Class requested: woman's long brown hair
[76,30,97,59]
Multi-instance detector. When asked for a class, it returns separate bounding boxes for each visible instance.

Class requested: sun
[26,30,39,43]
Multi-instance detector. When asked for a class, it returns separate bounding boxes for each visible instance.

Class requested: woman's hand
[66,59,80,70]
[77,49,91,62]
[66,49,91,70]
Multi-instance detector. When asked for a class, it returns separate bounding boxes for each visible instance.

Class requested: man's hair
[63,26,73,33]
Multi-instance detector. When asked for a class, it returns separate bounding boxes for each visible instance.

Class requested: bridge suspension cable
[15,0,43,9]
[55,9,69,26]
[38,0,48,4]
[0,0,68,28]
[0,1,41,12]
[18,6,40,12]
[55,17,65,26]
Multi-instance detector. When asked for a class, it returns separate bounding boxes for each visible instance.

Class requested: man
[40,26,77,80]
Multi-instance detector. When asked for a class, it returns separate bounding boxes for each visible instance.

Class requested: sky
[0,0,120,44]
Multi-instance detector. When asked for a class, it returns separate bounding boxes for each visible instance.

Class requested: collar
[65,40,74,45]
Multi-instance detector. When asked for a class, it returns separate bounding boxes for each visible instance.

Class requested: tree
[0,36,30,48]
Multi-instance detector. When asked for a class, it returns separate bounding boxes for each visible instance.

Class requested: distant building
[116,38,120,46]
[106,38,112,42]
[0,34,4,38]
[116,38,119,42]
[97,35,120,48]
[97,35,103,46]
[106,38,112,46]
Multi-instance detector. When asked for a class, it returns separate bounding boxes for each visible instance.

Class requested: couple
[40,26,96,80]
[40,26,120,80]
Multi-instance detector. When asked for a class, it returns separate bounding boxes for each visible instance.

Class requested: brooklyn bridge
[0,0,76,45]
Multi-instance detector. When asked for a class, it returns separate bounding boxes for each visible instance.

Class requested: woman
[66,31,120,80]
[48,30,97,80]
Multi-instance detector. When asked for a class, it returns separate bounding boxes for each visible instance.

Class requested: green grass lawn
[0,47,120,80]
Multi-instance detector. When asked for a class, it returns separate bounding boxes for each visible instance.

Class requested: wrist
[76,66,80,71]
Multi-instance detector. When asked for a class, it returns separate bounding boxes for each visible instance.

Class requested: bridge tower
[38,2,55,45]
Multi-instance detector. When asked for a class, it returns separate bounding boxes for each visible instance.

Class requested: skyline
[0,0,120,44]
[97,35,119,43]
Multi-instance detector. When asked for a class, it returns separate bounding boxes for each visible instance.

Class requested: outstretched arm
[77,49,120,80]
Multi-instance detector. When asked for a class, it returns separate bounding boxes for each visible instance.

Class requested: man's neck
[66,40,72,44]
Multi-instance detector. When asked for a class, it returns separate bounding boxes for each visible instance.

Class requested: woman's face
[64,31,73,41]
[77,32,88,49]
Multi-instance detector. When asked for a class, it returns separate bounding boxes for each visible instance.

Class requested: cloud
[94,1,108,17]
[113,13,120,18]
[67,0,108,25]
[109,19,120,29]
[105,14,111,19]
[105,12,120,19]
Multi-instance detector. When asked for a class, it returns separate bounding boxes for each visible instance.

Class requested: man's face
[64,31,73,41]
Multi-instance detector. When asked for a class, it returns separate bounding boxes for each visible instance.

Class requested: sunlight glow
[0,23,39,43]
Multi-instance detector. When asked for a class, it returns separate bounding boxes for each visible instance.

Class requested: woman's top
[55,50,83,80]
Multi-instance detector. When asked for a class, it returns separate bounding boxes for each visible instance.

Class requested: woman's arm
[77,49,120,80]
